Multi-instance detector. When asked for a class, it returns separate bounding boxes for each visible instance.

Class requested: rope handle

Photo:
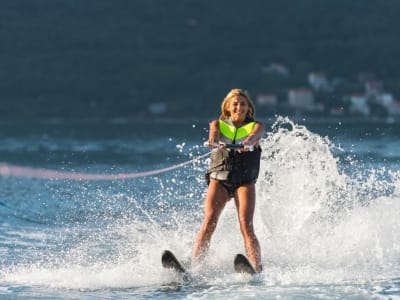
[203,142,254,151]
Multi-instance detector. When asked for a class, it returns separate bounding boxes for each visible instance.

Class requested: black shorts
[218,180,255,198]
[206,171,256,198]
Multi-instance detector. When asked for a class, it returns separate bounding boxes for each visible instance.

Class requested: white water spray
[254,117,400,284]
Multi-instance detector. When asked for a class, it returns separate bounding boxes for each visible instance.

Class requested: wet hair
[219,88,255,120]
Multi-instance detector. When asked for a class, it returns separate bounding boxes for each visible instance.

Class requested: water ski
[234,254,256,275]
[162,250,186,274]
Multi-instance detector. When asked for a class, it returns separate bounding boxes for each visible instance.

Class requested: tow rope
[0,152,211,181]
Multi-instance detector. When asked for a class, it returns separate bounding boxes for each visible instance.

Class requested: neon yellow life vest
[205,118,261,185]
[219,119,256,144]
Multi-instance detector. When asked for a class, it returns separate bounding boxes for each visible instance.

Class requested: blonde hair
[219,88,255,120]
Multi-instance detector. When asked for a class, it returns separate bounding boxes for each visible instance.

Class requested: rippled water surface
[1,118,400,299]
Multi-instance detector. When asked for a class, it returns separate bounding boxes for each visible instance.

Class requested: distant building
[348,94,370,116]
[386,101,400,116]
[365,80,383,97]
[148,102,167,115]
[256,94,278,106]
[288,88,314,110]
[308,72,330,91]
[378,93,394,107]
[261,63,289,77]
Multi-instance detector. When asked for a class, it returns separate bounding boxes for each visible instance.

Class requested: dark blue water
[1,117,400,299]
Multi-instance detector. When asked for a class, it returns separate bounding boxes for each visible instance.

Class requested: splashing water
[1,118,400,298]
[255,117,400,284]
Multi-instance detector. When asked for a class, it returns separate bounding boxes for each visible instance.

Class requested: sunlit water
[1,117,400,299]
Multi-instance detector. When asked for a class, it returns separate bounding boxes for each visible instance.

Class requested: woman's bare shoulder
[209,119,219,127]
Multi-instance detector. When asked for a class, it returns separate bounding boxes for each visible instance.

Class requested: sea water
[0,117,399,299]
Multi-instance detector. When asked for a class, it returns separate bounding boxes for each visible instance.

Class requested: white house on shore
[378,93,394,107]
[348,94,370,116]
[308,72,330,91]
[256,94,278,107]
[262,63,289,77]
[379,93,400,116]
[365,80,383,97]
[148,102,167,115]
[288,88,315,110]
[387,101,400,116]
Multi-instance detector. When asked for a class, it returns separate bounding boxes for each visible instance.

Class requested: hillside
[1,0,400,120]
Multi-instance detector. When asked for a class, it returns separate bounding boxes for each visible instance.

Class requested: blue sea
[1,116,400,299]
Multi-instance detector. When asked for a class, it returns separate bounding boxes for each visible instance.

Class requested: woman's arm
[208,120,220,144]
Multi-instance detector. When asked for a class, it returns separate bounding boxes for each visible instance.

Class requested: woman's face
[228,96,249,123]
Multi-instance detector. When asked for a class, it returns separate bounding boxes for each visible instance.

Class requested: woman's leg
[234,183,262,272]
[192,179,229,266]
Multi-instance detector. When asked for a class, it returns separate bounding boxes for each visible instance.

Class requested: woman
[192,88,264,272]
